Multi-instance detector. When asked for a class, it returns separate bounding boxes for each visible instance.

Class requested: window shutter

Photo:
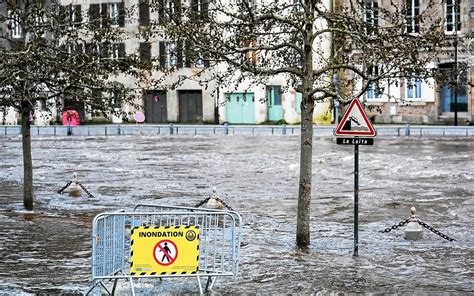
[85,43,91,55]
[159,41,166,68]
[172,0,181,22]
[75,5,82,27]
[204,52,210,67]
[118,43,125,58]
[184,40,192,67]
[101,43,110,59]
[75,43,84,55]
[158,0,165,25]
[89,4,100,29]
[101,3,108,28]
[191,0,198,16]
[177,40,183,68]
[139,42,151,61]
[201,0,209,19]
[59,5,67,23]
[118,2,125,27]
[139,0,150,26]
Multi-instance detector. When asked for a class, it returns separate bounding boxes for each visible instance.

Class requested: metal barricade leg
[197,276,204,295]
[84,281,99,295]
[129,277,136,296]
[99,281,111,295]
[205,276,217,292]
[111,278,119,295]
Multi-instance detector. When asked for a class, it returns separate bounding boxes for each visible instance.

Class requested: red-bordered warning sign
[335,99,376,137]
[153,239,178,266]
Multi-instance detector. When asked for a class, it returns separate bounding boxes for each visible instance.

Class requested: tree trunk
[296,97,314,248]
[21,100,34,210]
[296,16,316,248]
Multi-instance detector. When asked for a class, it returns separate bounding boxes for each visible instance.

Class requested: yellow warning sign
[130,226,199,275]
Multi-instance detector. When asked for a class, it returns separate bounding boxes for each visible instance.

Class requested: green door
[225,92,255,124]
[267,86,283,121]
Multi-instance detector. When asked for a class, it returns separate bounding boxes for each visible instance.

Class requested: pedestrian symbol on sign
[153,240,178,266]
[160,242,172,262]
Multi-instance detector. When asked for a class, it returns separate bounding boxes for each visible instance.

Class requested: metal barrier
[85,205,242,295]
[2,124,474,137]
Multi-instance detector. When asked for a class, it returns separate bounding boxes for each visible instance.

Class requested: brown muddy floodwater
[0,135,473,295]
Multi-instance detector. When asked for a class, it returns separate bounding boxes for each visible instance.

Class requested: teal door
[225,92,255,124]
[267,86,283,121]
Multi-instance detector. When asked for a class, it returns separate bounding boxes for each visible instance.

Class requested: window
[181,40,209,68]
[166,42,177,68]
[167,0,176,16]
[445,0,461,32]
[85,42,105,60]
[406,78,422,99]
[89,2,125,28]
[109,3,120,26]
[195,52,205,68]
[68,42,85,56]
[35,10,46,37]
[364,1,379,36]
[111,86,123,109]
[406,0,420,33]
[244,39,257,66]
[237,0,256,9]
[111,43,125,59]
[191,0,209,20]
[92,89,103,111]
[37,98,47,111]
[292,0,304,12]
[8,10,21,38]
[267,86,282,105]
[367,66,381,99]
[67,5,82,28]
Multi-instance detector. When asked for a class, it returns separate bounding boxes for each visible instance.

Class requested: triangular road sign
[335,99,376,137]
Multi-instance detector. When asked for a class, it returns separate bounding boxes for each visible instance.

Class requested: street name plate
[336,137,374,145]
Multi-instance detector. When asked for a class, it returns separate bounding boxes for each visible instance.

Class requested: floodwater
[0,134,473,295]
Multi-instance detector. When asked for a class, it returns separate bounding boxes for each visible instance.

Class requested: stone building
[352,0,473,125]
[1,0,472,125]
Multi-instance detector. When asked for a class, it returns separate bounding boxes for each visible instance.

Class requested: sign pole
[354,143,359,256]
[334,98,376,256]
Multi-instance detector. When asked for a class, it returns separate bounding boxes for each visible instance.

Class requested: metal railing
[0,124,473,137]
[85,205,242,295]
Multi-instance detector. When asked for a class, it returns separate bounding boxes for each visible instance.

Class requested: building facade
[355,0,473,125]
[1,0,472,125]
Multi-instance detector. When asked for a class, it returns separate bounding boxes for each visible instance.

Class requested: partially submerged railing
[1,124,473,137]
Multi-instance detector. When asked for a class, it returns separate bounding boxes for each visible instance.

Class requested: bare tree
[0,0,141,210]
[148,0,446,248]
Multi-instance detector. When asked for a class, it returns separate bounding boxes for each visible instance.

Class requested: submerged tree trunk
[296,20,316,248]
[21,100,34,210]
[296,97,315,248]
